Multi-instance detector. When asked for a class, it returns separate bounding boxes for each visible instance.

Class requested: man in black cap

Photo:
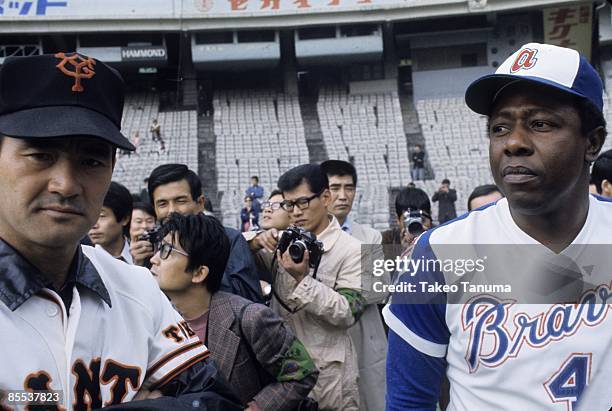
[0,53,240,410]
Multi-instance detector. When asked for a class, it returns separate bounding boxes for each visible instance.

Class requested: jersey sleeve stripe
[149,351,211,391]
[382,304,448,358]
[148,340,205,376]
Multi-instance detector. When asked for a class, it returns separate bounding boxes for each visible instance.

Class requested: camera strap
[270,253,299,314]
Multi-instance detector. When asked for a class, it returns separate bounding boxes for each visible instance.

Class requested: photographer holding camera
[249,164,365,411]
[129,202,158,267]
[130,163,263,303]
[382,187,433,260]
[431,178,457,224]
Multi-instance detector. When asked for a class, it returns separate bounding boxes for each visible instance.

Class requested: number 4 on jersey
[544,353,592,411]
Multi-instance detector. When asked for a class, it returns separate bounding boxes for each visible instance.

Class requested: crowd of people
[0,42,610,411]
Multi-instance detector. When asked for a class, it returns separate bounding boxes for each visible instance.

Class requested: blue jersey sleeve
[384,230,450,355]
[386,330,447,411]
[383,230,450,408]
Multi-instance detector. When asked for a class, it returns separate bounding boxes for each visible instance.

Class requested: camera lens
[408,221,425,236]
[288,241,307,264]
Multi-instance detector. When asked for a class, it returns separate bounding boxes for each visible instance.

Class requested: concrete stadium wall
[412,66,492,100]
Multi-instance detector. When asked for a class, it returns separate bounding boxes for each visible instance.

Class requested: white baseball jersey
[384,195,612,411]
[0,243,208,410]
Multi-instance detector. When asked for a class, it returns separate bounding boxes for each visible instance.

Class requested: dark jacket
[240,207,259,232]
[222,227,264,303]
[207,292,318,411]
[432,189,457,223]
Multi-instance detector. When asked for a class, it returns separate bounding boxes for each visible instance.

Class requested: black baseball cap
[0,52,135,150]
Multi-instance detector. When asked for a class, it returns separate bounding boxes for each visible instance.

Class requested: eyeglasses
[281,191,322,212]
[159,241,189,260]
[261,201,283,211]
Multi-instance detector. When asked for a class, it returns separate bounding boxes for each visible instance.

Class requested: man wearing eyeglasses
[150,213,318,411]
[243,190,291,294]
[249,164,365,410]
[260,189,291,231]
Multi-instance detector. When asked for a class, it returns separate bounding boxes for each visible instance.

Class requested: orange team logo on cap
[55,52,96,92]
[510,48,538,73]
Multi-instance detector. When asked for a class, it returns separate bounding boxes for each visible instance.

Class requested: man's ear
[602,179,612,197]
[321,189,331,207]
[120,214,131,228]
[585,126,606,163]
[192,265,209,286]
[396,216,403,229]
[195,195,205,213]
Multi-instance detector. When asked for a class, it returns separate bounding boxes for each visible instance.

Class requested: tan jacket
[346,220,388,411]
[255,216,362,410]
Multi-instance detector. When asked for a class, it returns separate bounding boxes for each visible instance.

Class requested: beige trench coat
[255,216,362,410]
[347,220,388,411]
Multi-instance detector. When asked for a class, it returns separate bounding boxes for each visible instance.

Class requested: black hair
[442,179,450,185]
[148,164,202,205]
[160,213,229,293]
[467,184,502,211]
[278,164,329,194]
[320,159,358,186]
[103,182,133,236]
[591,149,612,194]
[395,187,431,218]
[269,189,283,199]
[133,201,156,219]
[251,176,259,182]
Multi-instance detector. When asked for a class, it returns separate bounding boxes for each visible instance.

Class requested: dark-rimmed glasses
[281,191,322,212]
[159,241,189,260]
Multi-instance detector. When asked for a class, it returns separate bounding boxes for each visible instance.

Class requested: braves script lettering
[462,283,612,373]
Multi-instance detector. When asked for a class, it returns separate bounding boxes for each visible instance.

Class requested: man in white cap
[384,43,611,410]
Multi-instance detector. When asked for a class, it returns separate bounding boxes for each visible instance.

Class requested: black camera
[137,227,162,247]
[277,226,324,271]
[403,209,430,236]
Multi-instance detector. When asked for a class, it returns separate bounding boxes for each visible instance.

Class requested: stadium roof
[0,0,591,33]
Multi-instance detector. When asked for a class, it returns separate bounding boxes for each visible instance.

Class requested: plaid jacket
[207,291,318,411]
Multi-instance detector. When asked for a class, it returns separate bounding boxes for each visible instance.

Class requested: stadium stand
[317,85,411,230]
[113,91,199,194]
[601,91,612,153]
[214,90,309,228]
[414,96,492,220]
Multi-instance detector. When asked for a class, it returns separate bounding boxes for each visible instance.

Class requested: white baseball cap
[465,43,603,115]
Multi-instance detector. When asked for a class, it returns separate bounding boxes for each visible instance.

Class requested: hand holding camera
[130,227,161,267]
[277,248,310,282]
[275,226,324,281]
